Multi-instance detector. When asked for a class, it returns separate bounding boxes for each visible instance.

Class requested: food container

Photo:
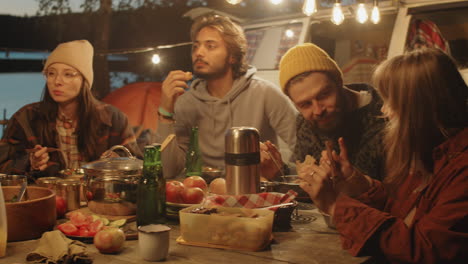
[179,205,274,251]
[82,145,142,216]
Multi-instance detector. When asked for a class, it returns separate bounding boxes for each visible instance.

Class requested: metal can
[36,177,61,191]
[56,179,81,212]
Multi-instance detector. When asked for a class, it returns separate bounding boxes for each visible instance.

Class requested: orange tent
[102,82,162,133]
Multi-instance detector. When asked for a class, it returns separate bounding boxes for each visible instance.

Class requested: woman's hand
[29,145,50,171]
[320,137,373,198]
[260,141,283,181]
[298,161,337,215]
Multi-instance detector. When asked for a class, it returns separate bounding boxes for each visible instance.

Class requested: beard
[192,56,232,80]
[310,89,346,134]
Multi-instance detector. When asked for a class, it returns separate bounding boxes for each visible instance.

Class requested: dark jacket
[0,102,142,178]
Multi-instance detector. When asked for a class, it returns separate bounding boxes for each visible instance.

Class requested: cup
[56,179,81,211]
[138,224,171,261]
[0,175,27,187]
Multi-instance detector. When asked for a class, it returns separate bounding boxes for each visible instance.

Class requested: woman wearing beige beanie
[0,40,141,177]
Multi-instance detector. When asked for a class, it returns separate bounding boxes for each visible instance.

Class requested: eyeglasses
[43,69,82,83]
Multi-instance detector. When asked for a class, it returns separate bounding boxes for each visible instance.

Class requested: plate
[166,202,199,220]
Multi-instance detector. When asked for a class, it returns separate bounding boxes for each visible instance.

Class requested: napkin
[205,190,297,211]
[26,230,92,264]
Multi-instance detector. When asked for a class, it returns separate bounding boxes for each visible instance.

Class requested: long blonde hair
[372,48,467,187]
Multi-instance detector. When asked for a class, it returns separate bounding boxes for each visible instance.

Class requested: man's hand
[260,141,283,181]
[160,70,193,113]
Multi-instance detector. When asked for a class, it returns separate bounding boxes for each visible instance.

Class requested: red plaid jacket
[0,102,142,178]
[334,128,468,263]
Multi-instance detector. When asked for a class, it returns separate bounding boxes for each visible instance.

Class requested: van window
[406,7,468,68]
[245,22,303,70]
[309,13,397,85]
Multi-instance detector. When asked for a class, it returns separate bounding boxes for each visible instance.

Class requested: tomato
[56,196,67,218]
[57,222,79,236]
[182,187,205,204]
[94,228,126,254]
[183,176,208,191]
[166,181,185,203]
[79,226,90,237]
[70,212,91,227]
[88,220,104,236]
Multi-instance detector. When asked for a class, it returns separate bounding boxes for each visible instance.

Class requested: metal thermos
[225,127,260,194]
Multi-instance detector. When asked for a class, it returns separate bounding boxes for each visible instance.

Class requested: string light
[331,0,344,25]
[356,2,368,24]
[371,0,380,24]
[302,0,317,16]
[270,0,283,5]
[151,54,161,64]
[226,0,242,5]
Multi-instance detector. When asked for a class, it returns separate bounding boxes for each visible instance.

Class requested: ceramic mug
[138,224,171,261]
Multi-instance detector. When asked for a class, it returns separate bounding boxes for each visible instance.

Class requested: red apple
[56,195,67,218]
[183,176,208,192]
[94,227,126,254]
[209,178,227,195]
[166,180,185,203]
[182,187,205,204]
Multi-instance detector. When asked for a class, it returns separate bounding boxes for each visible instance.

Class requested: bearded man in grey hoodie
[156,14,297,180]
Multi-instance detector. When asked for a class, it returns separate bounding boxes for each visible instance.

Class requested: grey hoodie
[157,67,297,179]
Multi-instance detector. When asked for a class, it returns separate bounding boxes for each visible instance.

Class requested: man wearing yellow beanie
[278,43,385,180]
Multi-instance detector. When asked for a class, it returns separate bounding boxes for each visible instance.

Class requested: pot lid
[82,156,143,172]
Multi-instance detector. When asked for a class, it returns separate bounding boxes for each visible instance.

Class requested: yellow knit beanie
[43,39,94,88]
[279,43,343,93]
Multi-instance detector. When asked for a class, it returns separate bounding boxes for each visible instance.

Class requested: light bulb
[226,0,242,5]
[356,3,368,24]
[331,3,344,25]
[151,54,161,64]
[285,29,294,38]
[302,0,317,16]
[270,0,283,5]
[371,5,380,24]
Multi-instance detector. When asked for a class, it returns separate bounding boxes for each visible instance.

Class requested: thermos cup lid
[225,127,260,154]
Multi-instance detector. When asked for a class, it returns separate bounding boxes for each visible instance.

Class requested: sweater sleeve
[263,83,297,161]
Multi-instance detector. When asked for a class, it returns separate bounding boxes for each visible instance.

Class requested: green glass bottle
[185,126,203,177]
[137,144,166,226]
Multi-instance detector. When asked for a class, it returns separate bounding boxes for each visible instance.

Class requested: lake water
[0,73,44,138]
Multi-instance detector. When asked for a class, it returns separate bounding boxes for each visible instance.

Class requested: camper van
[186,0,468,86]
[184,0,468,161]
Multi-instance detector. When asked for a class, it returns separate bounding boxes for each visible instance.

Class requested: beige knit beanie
[279,43,343,93]
[43,39,94,88]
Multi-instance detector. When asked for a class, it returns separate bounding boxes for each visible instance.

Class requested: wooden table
[1,204,369,264]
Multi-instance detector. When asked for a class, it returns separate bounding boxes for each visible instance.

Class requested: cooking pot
[82,145,142,216]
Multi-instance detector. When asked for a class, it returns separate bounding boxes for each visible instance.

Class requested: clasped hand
[29,145,50,171]
[298,138,372,216]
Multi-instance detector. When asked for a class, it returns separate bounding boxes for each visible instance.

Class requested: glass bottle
[0,183,7,257]
[137,144,166,226]
[185,126,203,177]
